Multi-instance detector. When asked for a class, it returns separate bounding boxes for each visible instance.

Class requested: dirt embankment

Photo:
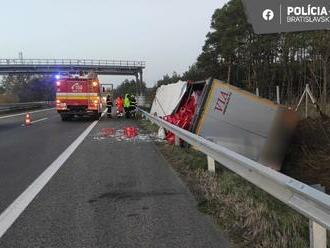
[282,116,330,193]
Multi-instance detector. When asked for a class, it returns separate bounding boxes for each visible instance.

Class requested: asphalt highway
[0,108,228,247]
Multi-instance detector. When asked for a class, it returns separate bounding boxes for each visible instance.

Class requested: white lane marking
[101,109,106,118]
[0,109,106,238]
[21,118,48,127]
[31,117,48,124]
[0,108,55,120]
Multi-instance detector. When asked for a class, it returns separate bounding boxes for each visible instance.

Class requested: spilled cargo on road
[150,78,298,170]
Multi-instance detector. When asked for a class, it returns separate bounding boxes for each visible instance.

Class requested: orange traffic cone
[25,113,31,127]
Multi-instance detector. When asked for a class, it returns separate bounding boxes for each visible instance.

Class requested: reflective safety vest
[124,95,130,108]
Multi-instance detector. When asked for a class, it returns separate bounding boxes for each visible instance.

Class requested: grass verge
[139,119,315,248]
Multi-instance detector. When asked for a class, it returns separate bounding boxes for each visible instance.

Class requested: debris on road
[123,127,138,138]
[93,127,164,143]
[101,128,116,137]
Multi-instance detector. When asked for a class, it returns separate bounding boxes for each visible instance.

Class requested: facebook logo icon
[262,9,274,21]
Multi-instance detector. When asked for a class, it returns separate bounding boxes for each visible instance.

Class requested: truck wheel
[61,115,71,121]
[92,114,100,121]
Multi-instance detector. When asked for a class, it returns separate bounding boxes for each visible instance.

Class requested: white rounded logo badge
[262,9,274,21]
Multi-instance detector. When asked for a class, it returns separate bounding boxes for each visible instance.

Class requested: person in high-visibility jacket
[124,94,131,118]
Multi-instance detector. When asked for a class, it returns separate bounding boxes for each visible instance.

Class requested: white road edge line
[0,108,55,120]
[0,109,106,238]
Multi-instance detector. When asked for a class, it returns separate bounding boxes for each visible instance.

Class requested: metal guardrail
[0,59,146,68]
[139,108,330,247]
[0,101,52,113]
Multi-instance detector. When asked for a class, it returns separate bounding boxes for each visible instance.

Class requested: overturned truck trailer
[190,79,298,170]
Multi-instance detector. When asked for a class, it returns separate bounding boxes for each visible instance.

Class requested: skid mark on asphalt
[88,190,184,203]
[126,213,140,218]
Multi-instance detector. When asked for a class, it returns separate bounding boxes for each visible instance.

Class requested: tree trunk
[322,59,328,110]
[227,62,232,84]
[248,65,252,89]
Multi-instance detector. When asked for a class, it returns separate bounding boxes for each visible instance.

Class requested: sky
[0,0,227,87]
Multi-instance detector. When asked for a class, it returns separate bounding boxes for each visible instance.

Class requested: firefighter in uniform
[129,94,137,118]
[106,95,113,117]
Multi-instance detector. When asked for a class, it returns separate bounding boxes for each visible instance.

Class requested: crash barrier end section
[138,108,329,248]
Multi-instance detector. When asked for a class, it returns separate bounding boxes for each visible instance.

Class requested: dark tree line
[114,79,147,98]
[157,0,330,108]
[0,75,56,103]
[1,75,147,104]
[155,72,181,88]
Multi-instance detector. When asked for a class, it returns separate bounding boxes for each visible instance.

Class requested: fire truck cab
[56,74,103,121]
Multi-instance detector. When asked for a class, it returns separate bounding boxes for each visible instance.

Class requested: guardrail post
[305,84,309,118]
[276,85,280,104]
[309,220,327,248]
[207,156,215,173]
[309,185,327,248]
[174,135,180,146]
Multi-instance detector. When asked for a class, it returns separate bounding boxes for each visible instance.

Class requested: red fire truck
[56,75,103,121]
